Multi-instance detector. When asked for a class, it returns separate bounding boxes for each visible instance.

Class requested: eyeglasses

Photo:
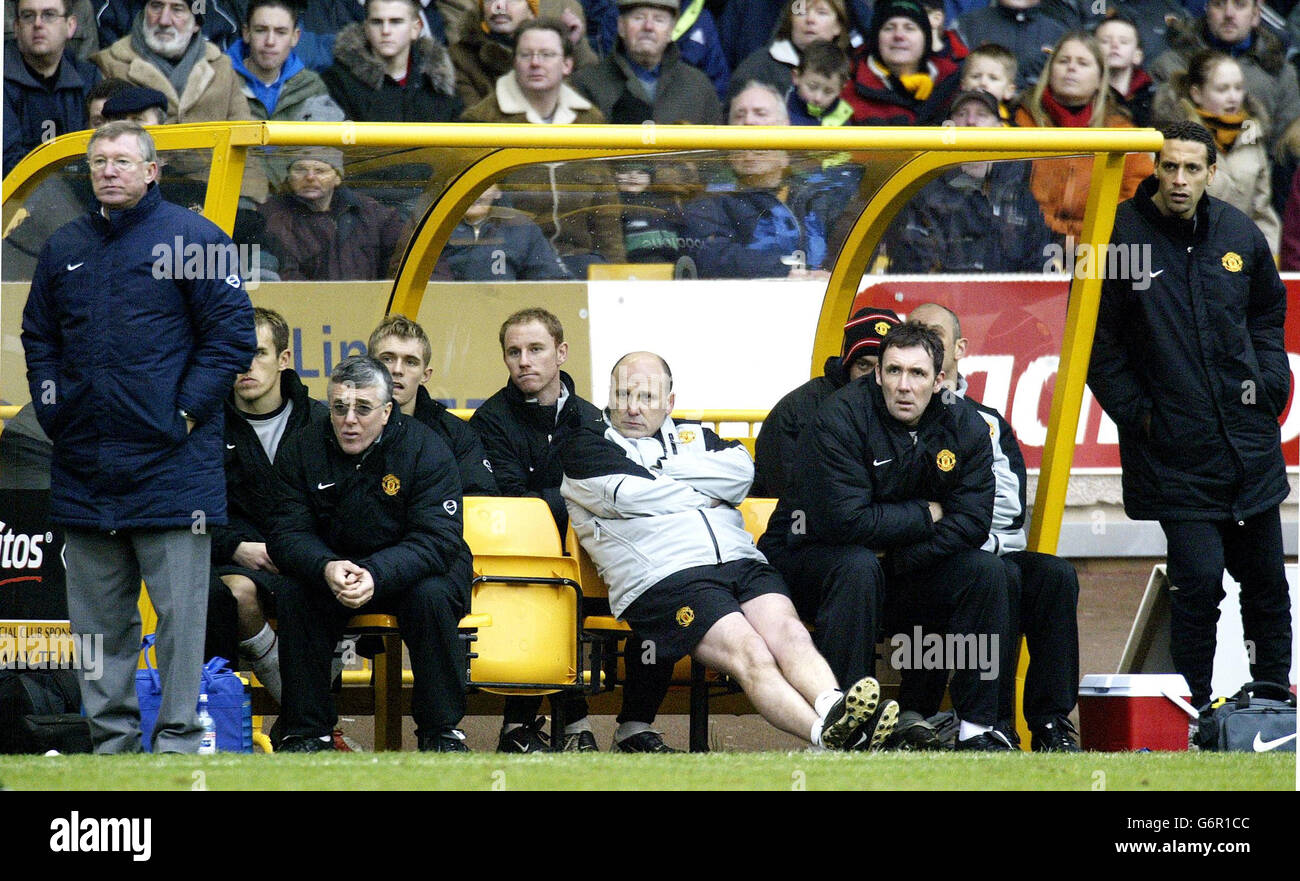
[17,10,67,23]
[89,157,146,173]
[330,401,382,418]
[517,51,563,62]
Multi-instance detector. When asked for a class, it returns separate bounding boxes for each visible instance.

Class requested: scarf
[131,11,205,103]
[1195,106,1247,152]
[1040,86,1093,127]
[897,71,934,102]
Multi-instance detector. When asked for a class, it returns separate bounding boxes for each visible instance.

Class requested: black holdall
[1201,681,1297,753]
[0,668,92,754]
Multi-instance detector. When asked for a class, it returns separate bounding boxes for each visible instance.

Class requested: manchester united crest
[875,320,893,336]
[1222,252,1242,272]
[936,449,956,472]
[678,429,696,444]
[676,606,695,627]
[381,474,400,496]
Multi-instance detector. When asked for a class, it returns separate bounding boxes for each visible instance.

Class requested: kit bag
[137,634,253,753]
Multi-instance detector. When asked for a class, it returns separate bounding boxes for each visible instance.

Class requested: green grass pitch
[1,751,1293,791]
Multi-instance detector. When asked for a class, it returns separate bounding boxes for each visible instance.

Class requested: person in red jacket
[844,0,961,125]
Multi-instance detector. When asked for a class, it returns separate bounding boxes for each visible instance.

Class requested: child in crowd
[786,41,854,126]
[921,0,968,65]
[1095,14,1153,127]
[960,44,1017,121]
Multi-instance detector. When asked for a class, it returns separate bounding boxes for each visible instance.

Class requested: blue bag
[136,634,253,753]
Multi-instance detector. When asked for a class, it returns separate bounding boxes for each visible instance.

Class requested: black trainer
[821,675,882,749]
[882,710,946,751]
[497,717,551,753]
[278,735,335,753]
[420,729,471,753]
[1031,717,1080,752]
[560,730,599,752]
[612,730,681,753]
[955,729,1016,751]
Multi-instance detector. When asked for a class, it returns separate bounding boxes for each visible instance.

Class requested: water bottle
[198,693,217,755]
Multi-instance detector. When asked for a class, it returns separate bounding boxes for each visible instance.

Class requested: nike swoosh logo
[226,444,236,450]
[317,482,335,490]
[1252,731,1297,752]
[873,458,893,466]
[67,262,84,271]
[1149,269,1164,277]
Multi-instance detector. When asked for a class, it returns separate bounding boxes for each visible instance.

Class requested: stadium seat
[738,497,777,545]
[463,496,563,556]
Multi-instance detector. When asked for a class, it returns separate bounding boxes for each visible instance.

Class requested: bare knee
[222,575,259,615]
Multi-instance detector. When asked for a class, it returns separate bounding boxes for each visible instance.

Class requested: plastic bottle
[198,693,217,755]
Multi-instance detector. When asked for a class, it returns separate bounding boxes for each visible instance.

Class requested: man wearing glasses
[4,0,101,175]
[268,355,476,753]
[22,120,256,753]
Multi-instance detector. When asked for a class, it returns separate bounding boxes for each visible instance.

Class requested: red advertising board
[854,278,1300,470]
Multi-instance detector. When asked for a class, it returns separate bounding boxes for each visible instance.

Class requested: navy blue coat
[21,183,257,530]
[3,42,100,176]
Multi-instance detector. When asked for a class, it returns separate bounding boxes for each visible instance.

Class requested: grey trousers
[64,528,210,754]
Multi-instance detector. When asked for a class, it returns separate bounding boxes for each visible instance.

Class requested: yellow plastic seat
[738,497,778,544]
[464,496,563,556]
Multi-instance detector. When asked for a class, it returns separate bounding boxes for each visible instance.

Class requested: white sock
[810,718,825,749]
[239,623,275,659]
[814,689,842,720]
[958,720,993,742]
[564,717,593,736]
[615,721,651,743]
[240,628,281,704]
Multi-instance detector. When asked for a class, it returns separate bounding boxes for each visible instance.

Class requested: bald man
[559,351,898,750]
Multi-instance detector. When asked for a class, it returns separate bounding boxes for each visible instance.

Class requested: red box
[1078,674,1194,751]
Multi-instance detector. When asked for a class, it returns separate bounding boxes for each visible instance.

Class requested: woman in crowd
[1155,50,1280,255]
[1014,31,1153,242]
[843,0,960,125]
[728,0,853,103]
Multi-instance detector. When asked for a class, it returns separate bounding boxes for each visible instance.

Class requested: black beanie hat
[870,0,933,67]
[842,307,902,368]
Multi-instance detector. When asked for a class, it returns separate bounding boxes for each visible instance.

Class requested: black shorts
[622,559,790,662]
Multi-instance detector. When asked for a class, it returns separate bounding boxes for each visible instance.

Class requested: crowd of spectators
[10,0,1300,275]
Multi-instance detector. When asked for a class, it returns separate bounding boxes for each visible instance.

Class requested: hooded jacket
[1088,176,1290,522]
[321,22,461,122]
[682,176,833,278]
[21,182,257,530]
[560,416,764,617]
[757,374,994,577]
[227,40,342,122]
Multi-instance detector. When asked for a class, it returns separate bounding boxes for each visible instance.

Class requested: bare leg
[692,612,819,742]
[222,573,264,640]
[741,592,839,703]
